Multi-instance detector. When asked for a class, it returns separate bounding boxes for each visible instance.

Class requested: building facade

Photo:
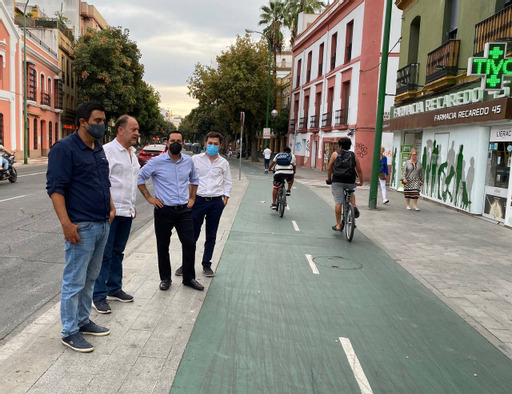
[388,0,512,227]
[289,0,401,177]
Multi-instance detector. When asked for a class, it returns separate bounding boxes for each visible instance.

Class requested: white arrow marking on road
[292,220,300,231]
[0,195,27,203]
[305,254,319,274]
[17,171,47,177]
[339,337,374,394]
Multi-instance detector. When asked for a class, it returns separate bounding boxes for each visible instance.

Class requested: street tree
[73,27,144,121]
[284,0,326,46]
[259,1,285,76]
[188,35,272,160]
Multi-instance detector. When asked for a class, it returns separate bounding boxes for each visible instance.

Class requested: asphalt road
[0,163,155,340]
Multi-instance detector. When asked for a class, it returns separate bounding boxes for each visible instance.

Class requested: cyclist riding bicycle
[326,137,363,231]
[269,146,296,210]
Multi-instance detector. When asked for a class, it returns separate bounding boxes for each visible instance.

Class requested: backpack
[333,150,356,182]
[275,152,292,166]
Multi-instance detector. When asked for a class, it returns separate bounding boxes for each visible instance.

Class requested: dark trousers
[192,197,225,268]
[93,216,132,301]
[154,206,196,282]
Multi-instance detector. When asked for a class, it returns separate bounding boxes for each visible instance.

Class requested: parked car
[138,144,166,166]
[192,143,202,154]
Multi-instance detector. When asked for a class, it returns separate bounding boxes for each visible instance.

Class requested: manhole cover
[313,256,363,270]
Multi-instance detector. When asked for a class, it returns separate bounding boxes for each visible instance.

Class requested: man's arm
[268,160,275,171]
[50,192,81,245]
[138,183,163,208]
[109,196,116,223]
[188,184,197,208]
[326,152,337,181]
[222,161,232,206]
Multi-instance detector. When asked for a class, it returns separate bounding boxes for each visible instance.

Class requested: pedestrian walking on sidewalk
[402,149,424,211]
[379,147,390,204]
[46,102,114,353]
[175,132,232,278]
[137,130,204,291]
[263,146,272,173]
[92,115,140,314]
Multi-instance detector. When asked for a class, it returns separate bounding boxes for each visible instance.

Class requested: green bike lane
[172,170,512,393]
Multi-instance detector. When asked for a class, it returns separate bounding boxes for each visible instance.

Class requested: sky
[89,1,267,118]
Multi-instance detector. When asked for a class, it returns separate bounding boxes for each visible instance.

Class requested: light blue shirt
[137,153,199,206]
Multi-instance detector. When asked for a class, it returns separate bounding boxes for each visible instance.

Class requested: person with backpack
[268,146,296,210]
[326,137,363,231]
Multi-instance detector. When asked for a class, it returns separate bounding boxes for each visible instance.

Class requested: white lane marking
[0,195,27,203]
[292,220,300,231]
[339,337,374,394]
[286,204,290,210]
[17,171,46,178]
[306,254,319,274]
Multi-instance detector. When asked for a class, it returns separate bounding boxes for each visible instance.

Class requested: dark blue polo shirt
[46,132,111,223]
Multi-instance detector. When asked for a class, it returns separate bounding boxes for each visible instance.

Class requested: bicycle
[275,181,286,218]
[340,188,356,242]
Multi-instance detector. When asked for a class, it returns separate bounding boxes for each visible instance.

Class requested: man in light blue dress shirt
[137,131,204,291]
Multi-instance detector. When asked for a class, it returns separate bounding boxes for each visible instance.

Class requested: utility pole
[369,0,392,209]
[23,1,30,164]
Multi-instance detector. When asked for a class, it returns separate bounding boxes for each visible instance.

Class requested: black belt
[197,196,223,201]
[164,204,188,210]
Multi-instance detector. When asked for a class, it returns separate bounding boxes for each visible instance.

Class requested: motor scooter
[0,154,17,183]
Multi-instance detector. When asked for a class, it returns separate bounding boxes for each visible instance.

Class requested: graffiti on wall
[296,140,302,153]
[421,140,473,210]
[355,143,368,158]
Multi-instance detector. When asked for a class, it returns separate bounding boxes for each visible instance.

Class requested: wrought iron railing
[289,118,296,131]
[321,112,332,127]
[310,114,319,129]
[334,109,347,126]
[396,63,420,95]
[474,6,512,55]
[41,92,51,106]
[426,40,461,84]
[299,116,307,130]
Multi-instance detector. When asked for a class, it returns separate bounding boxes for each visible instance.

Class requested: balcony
[396,63,420,95]
[309,114,319,129]
[289,118,296,131]
[41,92,51,106]
[334,109,347,126]
[299,116,307,130]
[474,6,512,55]
[321,112,332,128]
[425,39,461,85]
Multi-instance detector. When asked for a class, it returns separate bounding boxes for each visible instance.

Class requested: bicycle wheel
[344,204,355,242]
[279,187,286,217]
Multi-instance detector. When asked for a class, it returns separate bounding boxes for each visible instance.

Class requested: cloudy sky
[88,1,267,117]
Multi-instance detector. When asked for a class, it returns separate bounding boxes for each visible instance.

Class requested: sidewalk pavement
[0,162,511,393]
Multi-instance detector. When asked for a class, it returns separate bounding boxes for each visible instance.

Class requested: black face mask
[169,142,182,155]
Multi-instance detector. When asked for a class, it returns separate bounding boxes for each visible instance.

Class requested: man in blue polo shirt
[138,130,204,291]
[46,102,115,353]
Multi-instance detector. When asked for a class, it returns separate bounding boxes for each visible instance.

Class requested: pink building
[289,0,401,180]
[0,2,61,159]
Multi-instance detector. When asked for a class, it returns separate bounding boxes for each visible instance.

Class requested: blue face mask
[86,123,106,139]
[206,144,219,156]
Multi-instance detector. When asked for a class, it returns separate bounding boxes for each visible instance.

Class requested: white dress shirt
[192,153,232,198]
[104,138,140,217]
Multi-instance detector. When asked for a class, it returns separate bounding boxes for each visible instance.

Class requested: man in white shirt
[176,132,232,277]
[263,146,272,173]
[0,141,13,171]
[93,115,140,314]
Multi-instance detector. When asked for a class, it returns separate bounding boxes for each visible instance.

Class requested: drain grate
[312,256,363,270]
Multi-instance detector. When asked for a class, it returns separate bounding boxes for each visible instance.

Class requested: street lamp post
[23,1,30,164]
[245,29,272,147]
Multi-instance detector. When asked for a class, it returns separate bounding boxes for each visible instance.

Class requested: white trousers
[379,178,387,200]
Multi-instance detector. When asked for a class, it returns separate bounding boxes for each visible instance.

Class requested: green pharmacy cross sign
[468,42,512,90]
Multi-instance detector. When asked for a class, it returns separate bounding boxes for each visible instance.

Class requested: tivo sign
[468,42,512,90]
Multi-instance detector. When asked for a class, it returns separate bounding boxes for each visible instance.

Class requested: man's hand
[62,222,81,245]
[357,181,363,186]
[402,179,408,184]
[223,197,229,207]
[147,196,164,208]
[187,198,195,208]
[326,179,332,185]
[109,207,116,223]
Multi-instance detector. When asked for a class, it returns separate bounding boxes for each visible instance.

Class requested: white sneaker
[383,199,389,204]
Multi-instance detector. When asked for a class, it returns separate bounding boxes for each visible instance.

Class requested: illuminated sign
[468,42,512,90]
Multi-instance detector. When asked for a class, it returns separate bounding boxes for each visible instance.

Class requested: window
[330,33,338,71]
[33,118,38,149]
[55,122,59,141]
[0,113,4,142]
[318,43,324,77]
[445,0,459,39]
[408,17,421,65]
[0,56,3,90]
[49,121,53,148]
[296,59,302,87]
[496,0,512,12]
[345,21,354,63]
[306,51,312,83]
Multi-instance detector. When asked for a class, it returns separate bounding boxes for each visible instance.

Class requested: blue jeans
[61,221,110,337]
[93,216,132,301]
[1,157,8,170]
[264,158,270,170]
[192,197,225,268]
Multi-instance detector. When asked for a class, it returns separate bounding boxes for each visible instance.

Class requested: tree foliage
[187,35,272,159]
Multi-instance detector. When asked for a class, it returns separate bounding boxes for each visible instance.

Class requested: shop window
[486,141,511,189]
